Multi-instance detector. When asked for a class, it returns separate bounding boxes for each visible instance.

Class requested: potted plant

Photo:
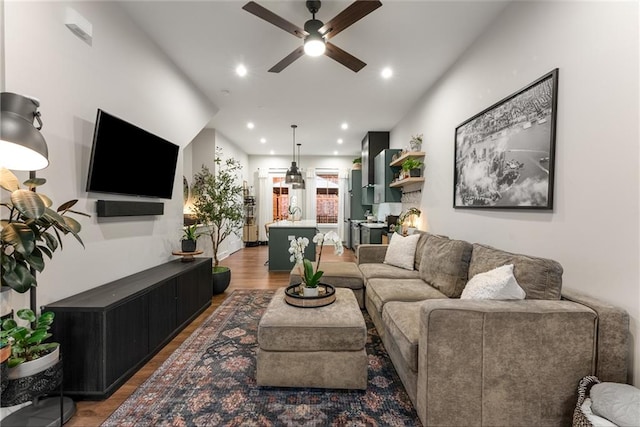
[409,133,423,151]
[191,147,244,294]
[288,231,343,297]
[1,167,88,293]
[401,158,423,177]
[181,224,202,252]
[352,157,362,170]
[1,309,58,374]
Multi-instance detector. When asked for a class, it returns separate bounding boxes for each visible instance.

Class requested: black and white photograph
[454,69,558,209]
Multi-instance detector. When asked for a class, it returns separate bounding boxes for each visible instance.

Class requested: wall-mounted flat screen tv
[86,109,179,199]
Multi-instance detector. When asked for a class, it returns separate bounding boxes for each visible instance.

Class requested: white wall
[391,1,639,384]
[248,155,354,186]
[3,1,216,308]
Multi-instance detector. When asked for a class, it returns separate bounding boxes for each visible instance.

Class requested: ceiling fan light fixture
[304,34,325,57]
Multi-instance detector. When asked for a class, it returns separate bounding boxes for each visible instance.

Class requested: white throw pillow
[383,233,420,271]
[460,264,526,300]
[591,382,640,427]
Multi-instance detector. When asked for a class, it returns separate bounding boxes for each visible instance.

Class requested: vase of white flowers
[288,230,343,296]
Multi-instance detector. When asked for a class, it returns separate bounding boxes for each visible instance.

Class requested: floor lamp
[1,92,75,426]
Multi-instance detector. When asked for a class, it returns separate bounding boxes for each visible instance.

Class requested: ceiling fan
[242,0,382,73]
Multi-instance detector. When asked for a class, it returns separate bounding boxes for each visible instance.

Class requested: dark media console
[96,200,164,217]
[44,258,212,400]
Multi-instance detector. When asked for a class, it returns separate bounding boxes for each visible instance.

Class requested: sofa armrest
[356,244,388,264]
[562,288,629,383]
[416,299,598,426]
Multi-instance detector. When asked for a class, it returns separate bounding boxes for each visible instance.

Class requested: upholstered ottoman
[256,287,368,390]
[289,261,365,308]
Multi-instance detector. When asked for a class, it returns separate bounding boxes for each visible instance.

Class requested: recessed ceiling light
[269,150,274,155]
[235,64,247,77]
[337,138,343,144]
[247,122,255,129]
[260,137,266,143]
[381,67,393,79]
[341,122,348,130]
[333,150,338,155]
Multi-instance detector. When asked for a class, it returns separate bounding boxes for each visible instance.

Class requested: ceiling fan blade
[268,46,305,73]
[324,42,366,72]
[242,1,308,38]
[319,0,382,40]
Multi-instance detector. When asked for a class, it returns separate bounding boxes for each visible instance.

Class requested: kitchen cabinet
[360,224,384,244]
[374,149,402,203]
[361,132,389,188]
[349,169,371,219]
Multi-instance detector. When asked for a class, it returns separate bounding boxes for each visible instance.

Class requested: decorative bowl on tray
[284,284,336,308]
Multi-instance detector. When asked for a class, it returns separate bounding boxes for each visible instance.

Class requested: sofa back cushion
[468,243,563,300]
[413,231,432,271]
[419,235,473,298]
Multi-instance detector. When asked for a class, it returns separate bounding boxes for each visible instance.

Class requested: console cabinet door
[105,296,149,388]
[148,279,177,353]
[176,262,212,327]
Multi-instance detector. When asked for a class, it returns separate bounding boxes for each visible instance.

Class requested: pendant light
[285,124,303,184]
[292,142,306,189]
[0,92,49,171]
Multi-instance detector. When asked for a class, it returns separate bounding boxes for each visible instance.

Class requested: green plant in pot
[181,224,202,252]
[191,147,244,294]
[352,157,362,170]
[1,309,58,370]
[1,167,88,293]
[401,158,423,178]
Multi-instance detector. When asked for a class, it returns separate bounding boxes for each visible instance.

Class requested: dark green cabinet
[45,258,212,399]
[350,169,371,218]
[361,132,389,188]
[374,149,402,203]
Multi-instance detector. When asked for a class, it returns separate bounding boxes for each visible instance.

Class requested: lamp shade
[0,92,49,171]
[284,124,303,184]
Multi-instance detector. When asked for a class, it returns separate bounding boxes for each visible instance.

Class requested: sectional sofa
[356,231,629,426]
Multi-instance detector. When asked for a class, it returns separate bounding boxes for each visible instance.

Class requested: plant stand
[1,358,75,426]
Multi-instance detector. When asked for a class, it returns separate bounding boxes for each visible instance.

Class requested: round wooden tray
[284,284,336,308]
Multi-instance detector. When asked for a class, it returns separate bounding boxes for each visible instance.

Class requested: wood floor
[67,244,356,426]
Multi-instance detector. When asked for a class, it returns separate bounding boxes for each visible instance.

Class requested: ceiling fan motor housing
[306,0,321,15]
[304,18,324,35]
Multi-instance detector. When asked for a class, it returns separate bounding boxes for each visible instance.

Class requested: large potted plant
[1,167,88,293]
[191,147,244,294]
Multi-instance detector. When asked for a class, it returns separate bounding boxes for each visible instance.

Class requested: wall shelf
[390,177,425,187]
[389,151,426,167]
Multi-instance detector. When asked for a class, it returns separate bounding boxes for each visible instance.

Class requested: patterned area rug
[102,290,421,426]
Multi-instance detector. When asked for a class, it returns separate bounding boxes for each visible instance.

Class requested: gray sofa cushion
[413,231,432,271]
[367,278,448,315]
[359,263,421,281]
[419,235,473,298]
[469,243,563,300]
[383,301,423,372]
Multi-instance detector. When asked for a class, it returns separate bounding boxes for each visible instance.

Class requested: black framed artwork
[454,69,559,209]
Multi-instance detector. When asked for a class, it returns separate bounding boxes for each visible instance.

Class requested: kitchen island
[268,220,318,271]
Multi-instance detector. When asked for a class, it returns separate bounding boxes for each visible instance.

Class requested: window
[272,177,289,221]
[316,171,338,224]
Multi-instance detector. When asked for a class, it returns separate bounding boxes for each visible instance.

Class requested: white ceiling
[120,0,509,157]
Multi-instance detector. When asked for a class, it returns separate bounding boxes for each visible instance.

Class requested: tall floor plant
[191,147,244,269]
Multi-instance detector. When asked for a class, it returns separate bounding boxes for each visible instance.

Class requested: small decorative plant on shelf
[288,231,343,296]
[409,133,423,151]
[401,158,423,178]
[352,157,362,170]
[0,167,88,293]
[181,224,203,252]
[0,308,58,369]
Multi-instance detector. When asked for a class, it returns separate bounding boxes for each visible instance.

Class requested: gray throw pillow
[419,235,472,298]
[591,382,640,427]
